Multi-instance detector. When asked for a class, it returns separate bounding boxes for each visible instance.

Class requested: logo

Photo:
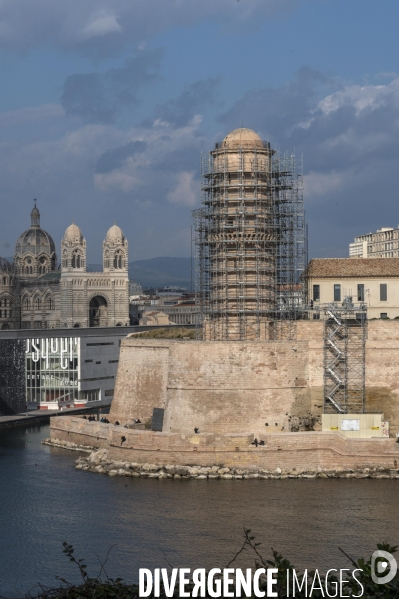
[371,550,397,585]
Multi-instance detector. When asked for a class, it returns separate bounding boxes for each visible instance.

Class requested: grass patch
[130,327,195,339]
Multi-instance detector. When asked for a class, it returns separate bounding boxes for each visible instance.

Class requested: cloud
[95,140,147,173]
[218,70,399,257]
[167,171,199,207]
[0,0,298,57]
[79,10,122,40]
[0,104,64,128]
[61,49,163,123]
[151,78,221,127]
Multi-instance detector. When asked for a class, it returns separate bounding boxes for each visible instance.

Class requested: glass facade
[26,337,79,406]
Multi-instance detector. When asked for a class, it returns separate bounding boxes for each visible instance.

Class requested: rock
[280,474,289,479]
[259,474,270,479]
[174,474,182,479]
[175,467,189,476]
[198,467,210,475]
[221,474,233,480]
[141,463,160,473]
[211,466,220,473]
[235,469,248,476]
[166,473,174,479]
[276,468,282,474]
[317,472,328,478]
[75,464,83,470]
[148,473,160,479]
[301,474,316,479]
[165,466,176,475]
[158,472,167,479]
[208,474,219,479]
[233,474,243,479]
[218,468,230,475]
[197,475,208,479]
[108,470,117,476]
[131,472,140,477]
[188,468,199,476]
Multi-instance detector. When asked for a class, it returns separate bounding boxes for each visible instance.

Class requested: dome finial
[31,200,40,227]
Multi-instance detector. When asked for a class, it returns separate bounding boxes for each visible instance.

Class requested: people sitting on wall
[83,415,87,419]
[121,436,126,445]
[134,418,142,424]
[259,440,265,446]
[251,438,259,447]
[115,421,120,425]
[103,417,110,424]
[88,415,96,422]
[194,427,200,434]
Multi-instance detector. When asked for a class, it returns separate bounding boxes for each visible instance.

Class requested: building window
[380,284,387,301]
[313,285,320,302]
[46,296,54,310]
[34,297,41,310]
[357,284,364,302]
[380,313,388,319]
[334,284,341,302]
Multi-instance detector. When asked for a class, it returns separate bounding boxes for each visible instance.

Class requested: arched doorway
[89,296,107,327]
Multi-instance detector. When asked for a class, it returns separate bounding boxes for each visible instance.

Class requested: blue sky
[1,0,399,261]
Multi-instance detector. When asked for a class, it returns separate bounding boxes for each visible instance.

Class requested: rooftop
[305,258,399,278]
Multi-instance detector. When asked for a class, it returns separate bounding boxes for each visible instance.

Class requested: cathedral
[0,204,130,330]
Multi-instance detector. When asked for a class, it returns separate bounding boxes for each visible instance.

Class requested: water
[1,425,399,597]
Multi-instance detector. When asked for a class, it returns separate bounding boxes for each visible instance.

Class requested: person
[121,435,126,445]
[251,438,258,447]
[115,421,120,426]
[83,415,87,419]
[134,418,142,424]
[104,417,110,424]
[259,440,265,446]
[194,427,200,434]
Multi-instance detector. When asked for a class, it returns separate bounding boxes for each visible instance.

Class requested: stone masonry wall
[50,417,399,471]
[110,320,399,438]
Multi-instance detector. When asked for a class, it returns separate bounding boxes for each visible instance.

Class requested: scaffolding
[323,299,367,414]
[193,134,307,341]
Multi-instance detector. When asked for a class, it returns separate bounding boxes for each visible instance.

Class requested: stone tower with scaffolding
[193,127,306,341]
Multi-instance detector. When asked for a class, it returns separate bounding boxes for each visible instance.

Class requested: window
[104,389,114,397]
[380,313,388,319]
[313,285,320,301]
[380,283,387,301]
[334,284,341,302]
[34,297,41,310]
[24,298,30,310]
[46,296,54,310]
[357,284,364,302]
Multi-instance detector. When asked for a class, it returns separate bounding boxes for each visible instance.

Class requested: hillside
[87,256,192,289]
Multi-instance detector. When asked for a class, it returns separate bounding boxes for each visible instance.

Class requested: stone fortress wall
[109,320,399,438]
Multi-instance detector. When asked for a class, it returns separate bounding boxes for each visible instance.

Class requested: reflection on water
[0,425,399,597]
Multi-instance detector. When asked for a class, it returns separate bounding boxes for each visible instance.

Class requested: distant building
[129,280,143,296]
[0,204,130,330]
[304,258,399,319]
[349,226,399,258]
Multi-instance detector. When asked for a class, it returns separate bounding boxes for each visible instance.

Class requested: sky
[1,0,399,262]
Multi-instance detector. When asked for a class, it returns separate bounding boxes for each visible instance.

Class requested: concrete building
[349,226,399,258]
[0,204,130,330]
[304,258,399,319]
[0,325,188,414]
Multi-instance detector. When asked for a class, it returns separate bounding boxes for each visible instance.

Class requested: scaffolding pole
[193,138,307,341]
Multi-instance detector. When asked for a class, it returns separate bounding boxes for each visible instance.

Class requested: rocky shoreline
[43,438,399,479]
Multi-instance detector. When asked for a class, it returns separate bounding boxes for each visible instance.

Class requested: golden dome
[222,128,264,149]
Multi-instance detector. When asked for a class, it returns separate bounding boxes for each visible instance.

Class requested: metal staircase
[323,299,367,414]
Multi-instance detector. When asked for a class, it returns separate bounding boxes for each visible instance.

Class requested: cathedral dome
[0,257,12,273]
[15,205,56,257]
[63,222,83,242]
[106,224,125,242]
[222,128,264,149]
